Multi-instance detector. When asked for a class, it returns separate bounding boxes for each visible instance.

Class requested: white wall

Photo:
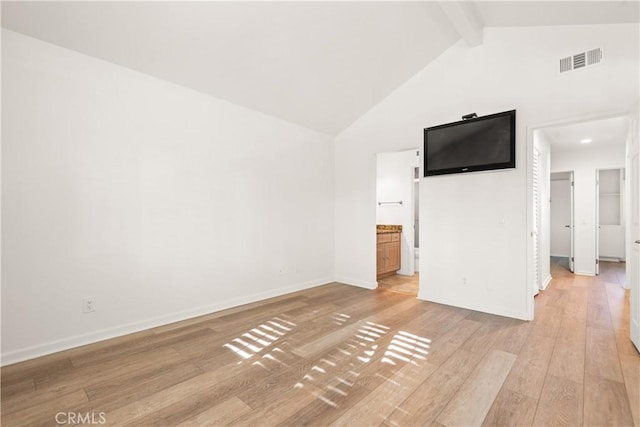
[1,30,335,364]
[551,146,626,275]
[533,131,551,289]
[376,149,419,275]
[335,24,639,320]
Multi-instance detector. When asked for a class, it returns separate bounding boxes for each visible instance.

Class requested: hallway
[532,257,638,425]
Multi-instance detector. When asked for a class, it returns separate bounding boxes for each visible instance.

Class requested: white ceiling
[2,1,638,135]
[542,116,629,152]
[475,1,639,27]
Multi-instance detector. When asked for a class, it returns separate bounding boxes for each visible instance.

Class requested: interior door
[550,174,573,270]
[532,148,540,295]
[570,172,575,273]
[595,172,600,275]
[629,114,640,352]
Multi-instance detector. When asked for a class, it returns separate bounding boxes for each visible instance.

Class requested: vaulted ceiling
[2,1,638,135]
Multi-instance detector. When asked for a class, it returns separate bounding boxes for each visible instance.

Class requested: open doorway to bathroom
[375,149,419,296]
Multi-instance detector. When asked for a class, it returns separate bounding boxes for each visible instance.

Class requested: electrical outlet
[462,277,468,286]
[83,297,95,313]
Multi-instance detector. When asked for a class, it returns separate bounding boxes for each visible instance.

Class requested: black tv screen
[424,110,515,176]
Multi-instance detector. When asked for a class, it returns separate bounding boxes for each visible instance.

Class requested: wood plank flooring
[1,261,638,426]
[376,273,418,296]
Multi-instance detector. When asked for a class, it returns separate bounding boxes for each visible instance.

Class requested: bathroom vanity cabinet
[376,231,401,279]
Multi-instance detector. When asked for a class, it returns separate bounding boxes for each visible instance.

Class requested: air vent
[559,48,603,73]
[587,48,603,65]
[573,52,586,69]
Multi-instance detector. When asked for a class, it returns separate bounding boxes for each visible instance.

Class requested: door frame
[532,146,541,297]
[374,148,420,284]
[526,110,630,320]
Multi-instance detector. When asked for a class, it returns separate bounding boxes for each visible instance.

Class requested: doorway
[596,169,626,276]
[529,112,638,352]
[375,149,420,296]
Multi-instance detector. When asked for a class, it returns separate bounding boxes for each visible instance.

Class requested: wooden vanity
[377,225,402,279]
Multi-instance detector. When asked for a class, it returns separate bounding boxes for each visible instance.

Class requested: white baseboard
[540,275,552,291]
[416,292,530,321]
[1,277,333,366]
[334,276,378,290]
[550,253,570,258]
[574,271,596,277]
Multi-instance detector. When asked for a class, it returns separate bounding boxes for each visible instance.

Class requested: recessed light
[580,138,592,144]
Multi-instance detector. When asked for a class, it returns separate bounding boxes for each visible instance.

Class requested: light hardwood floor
[1,261,638,426]
[377,273,419,296]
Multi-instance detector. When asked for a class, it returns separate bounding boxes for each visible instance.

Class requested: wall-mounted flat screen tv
[424,110,516,176]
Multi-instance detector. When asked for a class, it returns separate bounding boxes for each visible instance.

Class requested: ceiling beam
[437,1,484,48]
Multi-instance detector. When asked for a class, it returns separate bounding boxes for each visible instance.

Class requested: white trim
[417,294,530,321]
[529,110,631,132]
[574,271,596,277]
[335,276,378,290]
[540,275,553,291]
[550,253,571,258]
[526,122,535,320]
[1,277,333,366]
